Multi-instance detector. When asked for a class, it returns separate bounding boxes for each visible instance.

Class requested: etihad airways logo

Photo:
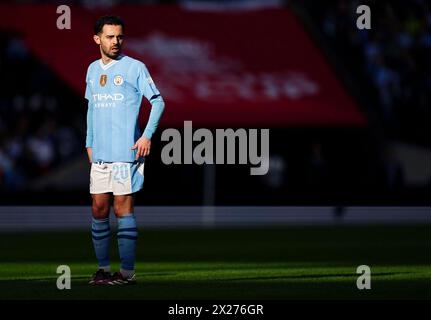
[92,93,124,108]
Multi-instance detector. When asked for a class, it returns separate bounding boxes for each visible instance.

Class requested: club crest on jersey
[114,75,124,86]
[100,74,108,87]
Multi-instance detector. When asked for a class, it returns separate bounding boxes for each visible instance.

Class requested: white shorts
[90,161,145,195]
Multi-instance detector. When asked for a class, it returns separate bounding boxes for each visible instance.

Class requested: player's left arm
[132,95,165,158]
[132,63,165,159]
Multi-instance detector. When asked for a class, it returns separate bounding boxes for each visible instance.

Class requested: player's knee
[113,202,132,217]
[92,202,109,219]
[113,203,126,216]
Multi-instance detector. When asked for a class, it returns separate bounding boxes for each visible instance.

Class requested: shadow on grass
[1,226,431,265]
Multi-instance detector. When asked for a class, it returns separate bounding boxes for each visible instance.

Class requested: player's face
[94,24,124,60]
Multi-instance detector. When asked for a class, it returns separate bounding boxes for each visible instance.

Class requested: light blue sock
[91,217,111,269]
[117,214,138,272]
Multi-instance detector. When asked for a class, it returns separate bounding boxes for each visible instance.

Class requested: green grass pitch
[1,225,431,299]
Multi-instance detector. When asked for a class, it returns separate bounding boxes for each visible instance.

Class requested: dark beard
[102,47,121,59]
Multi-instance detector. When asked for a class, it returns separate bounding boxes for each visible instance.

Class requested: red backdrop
[0,5,366,128]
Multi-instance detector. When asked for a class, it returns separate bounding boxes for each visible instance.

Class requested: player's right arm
[85,67,94,163]
[86,102,93,163]
[86,145,93,163]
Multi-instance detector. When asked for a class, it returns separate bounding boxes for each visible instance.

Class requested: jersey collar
[99,55,124,70]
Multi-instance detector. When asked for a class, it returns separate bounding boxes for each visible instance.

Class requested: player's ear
[93,35,101,45]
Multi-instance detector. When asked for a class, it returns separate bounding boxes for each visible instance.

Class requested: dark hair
[94,15,125,35]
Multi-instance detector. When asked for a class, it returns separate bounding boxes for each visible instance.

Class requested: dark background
[0,0,430,206]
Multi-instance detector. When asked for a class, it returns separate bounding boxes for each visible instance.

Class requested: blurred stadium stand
[0,0,430,206]
[1,206,431,230]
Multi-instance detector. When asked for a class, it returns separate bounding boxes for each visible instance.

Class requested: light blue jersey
[85,55,165,162]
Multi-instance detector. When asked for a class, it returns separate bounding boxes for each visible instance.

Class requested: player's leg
[89,162,114,284]
[91,193,112,267]
[113,194,134,217]
[89,193,113,284]
[108,161,143,284]
[110,194,138,284]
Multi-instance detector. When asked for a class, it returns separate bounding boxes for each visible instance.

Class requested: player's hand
[132,137,151,159]
[87,147,93,164]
